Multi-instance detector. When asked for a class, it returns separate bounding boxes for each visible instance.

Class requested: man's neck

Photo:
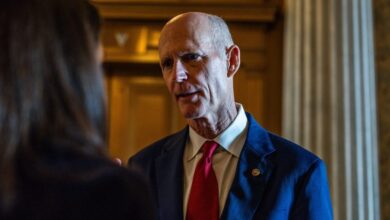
[187,104,238,139]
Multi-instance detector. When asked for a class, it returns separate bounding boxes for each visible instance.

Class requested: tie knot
[202,141,218,159]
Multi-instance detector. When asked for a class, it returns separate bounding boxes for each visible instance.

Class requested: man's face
[158,16,231,120]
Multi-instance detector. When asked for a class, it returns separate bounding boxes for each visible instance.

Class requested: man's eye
[162,59,173,69]
[181,53,201,62]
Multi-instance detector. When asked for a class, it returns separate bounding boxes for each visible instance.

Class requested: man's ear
[226,45,240,77]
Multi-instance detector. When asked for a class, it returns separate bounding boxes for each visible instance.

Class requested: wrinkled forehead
[158,15,213,53]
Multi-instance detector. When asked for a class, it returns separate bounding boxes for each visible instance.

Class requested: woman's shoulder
[16,153,156,220]
[69,157,156,220]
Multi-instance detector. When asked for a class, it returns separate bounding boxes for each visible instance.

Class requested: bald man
[128,12,333,220]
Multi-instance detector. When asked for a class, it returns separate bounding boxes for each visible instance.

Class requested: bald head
[157,12,241,133]
[159,12,234,56]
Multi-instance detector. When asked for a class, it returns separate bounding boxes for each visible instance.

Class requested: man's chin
[178,101,208,120]
[182,111,200,120]
[180,107,202,120]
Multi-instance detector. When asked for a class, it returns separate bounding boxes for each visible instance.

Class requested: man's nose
[173,59,188,83]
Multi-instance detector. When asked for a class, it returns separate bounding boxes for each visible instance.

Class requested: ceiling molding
[92,1,279,23]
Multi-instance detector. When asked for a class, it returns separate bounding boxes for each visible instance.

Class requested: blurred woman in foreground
[0,0,154,219]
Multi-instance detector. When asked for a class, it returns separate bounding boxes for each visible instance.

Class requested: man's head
[158,12,240,121]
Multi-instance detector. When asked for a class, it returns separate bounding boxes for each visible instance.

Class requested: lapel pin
[251,168,261,177]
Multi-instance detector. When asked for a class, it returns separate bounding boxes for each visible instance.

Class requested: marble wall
[373,0,390,219]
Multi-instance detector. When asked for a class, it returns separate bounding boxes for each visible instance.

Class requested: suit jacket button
[251,168,261,176]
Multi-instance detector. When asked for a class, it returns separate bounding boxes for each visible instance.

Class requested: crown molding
[92,1,279,23]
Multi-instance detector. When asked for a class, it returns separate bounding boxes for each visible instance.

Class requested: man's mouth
[176,91,199,100]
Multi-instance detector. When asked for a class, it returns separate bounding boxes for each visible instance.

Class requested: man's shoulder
[268,133,315,155]
[245,113,322,169]
[266,132,324,171]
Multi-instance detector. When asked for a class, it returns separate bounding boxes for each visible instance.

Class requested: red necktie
[186,141,219,220]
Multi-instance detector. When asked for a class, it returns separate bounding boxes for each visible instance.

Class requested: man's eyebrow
[160,55,171,62]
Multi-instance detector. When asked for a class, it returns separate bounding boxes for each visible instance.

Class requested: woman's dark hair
[0,0,105,208]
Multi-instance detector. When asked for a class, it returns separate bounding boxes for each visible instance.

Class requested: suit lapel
[155,128,188,220]
[221,113,275,220]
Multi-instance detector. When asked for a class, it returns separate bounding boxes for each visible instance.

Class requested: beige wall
[373,0,390,219]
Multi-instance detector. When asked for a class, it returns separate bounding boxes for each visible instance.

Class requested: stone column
[283,0,380,219]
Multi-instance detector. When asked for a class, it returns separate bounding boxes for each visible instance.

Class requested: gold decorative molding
[94,0,281,64]
[104,51,159,63]
[92,1,279,23]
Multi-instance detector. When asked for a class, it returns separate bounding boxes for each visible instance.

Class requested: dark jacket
[128,113,333,220]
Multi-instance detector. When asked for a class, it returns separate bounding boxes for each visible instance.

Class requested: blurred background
[91,0,389,219]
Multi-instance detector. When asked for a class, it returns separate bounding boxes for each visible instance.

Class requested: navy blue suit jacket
[128,113,333,220]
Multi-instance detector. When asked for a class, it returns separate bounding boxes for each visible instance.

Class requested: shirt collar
[187,103,248,161]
